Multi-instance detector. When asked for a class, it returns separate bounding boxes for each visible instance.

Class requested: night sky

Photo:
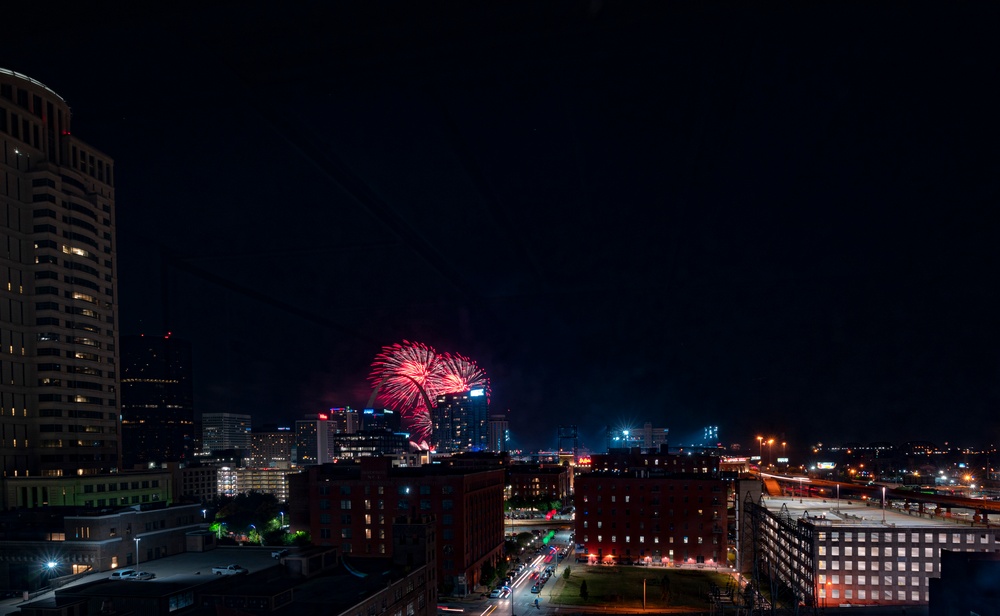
[5,2,1000,452]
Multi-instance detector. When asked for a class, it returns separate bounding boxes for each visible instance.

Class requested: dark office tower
[120,335,195,468]
[0,69,119,478]
[202,412,251,454]
[487,414,508,453]
[432,388,488,453]
[294,414,330,465]
[361,408,402,433]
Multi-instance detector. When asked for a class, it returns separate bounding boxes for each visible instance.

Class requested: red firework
[431,353,490,400]
[368,341,438,412]
[369,341,490,445]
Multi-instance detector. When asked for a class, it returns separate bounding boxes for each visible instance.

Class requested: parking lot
[0,546,283,616]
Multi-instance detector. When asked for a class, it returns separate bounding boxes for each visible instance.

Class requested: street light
[766,439,774,468]
[202,509,207,520]
[134,537,141,572]
[280,511,285,528]
[757,436,763,461]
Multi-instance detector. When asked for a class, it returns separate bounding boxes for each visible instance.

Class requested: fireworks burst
[431,353,490,400]
[369,341,438,412]
[369,341,491,446]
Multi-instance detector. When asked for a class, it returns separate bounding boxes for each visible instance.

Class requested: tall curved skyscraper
[0,68,119,479]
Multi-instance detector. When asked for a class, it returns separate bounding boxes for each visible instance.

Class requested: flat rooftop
[763,495,985,529]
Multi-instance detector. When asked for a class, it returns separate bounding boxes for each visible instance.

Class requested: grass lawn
[554,566,734,610]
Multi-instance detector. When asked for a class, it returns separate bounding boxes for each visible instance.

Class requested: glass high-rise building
[0,68,119,477]
[201,412,251,454]
[487,414,508,453]
[432,388,488,453]
[120,335,195,468]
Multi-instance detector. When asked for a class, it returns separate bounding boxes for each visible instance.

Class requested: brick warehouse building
[507,465,569,502]
[289,457,504,595]
[575,469,728,566]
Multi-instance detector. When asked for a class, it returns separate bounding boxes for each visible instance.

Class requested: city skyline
[2,4,998,452]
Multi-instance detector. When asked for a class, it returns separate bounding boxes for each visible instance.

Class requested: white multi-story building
[745,495,1000,607]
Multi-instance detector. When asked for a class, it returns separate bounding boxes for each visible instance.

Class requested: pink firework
[369,341,491,446]
[368,341,439,411]
[431,353,491,400]
[408,409,434,443]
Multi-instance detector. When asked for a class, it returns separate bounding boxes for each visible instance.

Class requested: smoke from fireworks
[369,341,490,445]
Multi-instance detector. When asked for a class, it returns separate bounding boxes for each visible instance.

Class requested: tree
[516,532,533,548]
[579,579,589,599]
[562,566,571,580]
[216,491,281,538]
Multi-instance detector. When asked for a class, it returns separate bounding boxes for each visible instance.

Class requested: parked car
[212,565,248,575]
[489,589,502,598]
[530,585,541,594]
[108,569,136,580]
[124,571,155,581]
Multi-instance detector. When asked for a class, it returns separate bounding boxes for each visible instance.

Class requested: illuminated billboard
[815,462,836,470]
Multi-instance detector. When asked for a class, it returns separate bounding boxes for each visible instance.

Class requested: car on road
[530,585,541,593]
[124,571,155,581]
[489,589,502,598]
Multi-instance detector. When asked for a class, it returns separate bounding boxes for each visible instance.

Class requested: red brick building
[289,457,504,595]
[507,465,570,502]
[575,468,727,566]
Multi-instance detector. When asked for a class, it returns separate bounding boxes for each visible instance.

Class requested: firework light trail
[431,353,490,400]
[369,341,490,445]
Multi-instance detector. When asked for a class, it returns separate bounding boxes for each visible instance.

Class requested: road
[470,526,574,616]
